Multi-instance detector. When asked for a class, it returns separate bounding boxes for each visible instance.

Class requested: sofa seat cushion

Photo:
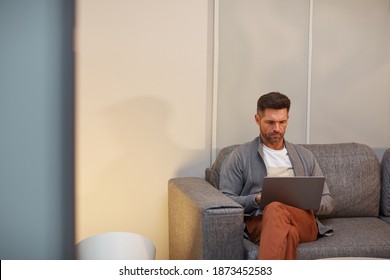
[298,217,390,259]
[244,217,390,260]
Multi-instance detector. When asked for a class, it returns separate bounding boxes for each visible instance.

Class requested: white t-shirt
[262,144,295,177]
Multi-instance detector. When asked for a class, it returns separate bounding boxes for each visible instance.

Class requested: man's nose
[273,123,281,131]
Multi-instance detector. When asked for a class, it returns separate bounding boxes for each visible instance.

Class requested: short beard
[262,131,283,144]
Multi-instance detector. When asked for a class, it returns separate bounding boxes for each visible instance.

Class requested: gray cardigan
[219,137,334,217]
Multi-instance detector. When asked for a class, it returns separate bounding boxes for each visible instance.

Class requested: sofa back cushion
[205,145,239,189]
[300,143,380,217]
[206,142,381,218]
[381,148,390,216]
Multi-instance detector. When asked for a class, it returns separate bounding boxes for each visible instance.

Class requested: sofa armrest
[168,177,244,259]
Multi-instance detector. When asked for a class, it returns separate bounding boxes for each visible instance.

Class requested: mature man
[219,92,333,260]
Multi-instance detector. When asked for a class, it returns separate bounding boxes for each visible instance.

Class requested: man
[219,92,333,260]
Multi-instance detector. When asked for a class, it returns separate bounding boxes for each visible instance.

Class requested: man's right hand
[255,193,262,205]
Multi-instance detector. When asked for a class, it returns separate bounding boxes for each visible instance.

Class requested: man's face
[255,108,289,150]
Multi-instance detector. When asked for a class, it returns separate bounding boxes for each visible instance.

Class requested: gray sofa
[168,143,390,259]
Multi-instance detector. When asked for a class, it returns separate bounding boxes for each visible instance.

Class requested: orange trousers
[245,201,318,260]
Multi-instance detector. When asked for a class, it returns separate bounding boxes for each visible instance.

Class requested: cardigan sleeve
[219,149,260,215]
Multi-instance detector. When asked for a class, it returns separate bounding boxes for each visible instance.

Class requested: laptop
[259,176,325,211]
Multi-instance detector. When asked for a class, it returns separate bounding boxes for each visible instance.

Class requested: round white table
[76,232,156,260]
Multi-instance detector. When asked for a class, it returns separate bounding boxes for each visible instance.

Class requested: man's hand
[255,193,262,205]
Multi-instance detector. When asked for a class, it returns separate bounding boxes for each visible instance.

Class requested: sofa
[168,143,390,259]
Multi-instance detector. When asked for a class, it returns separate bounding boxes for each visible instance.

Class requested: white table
[76,232,156,260]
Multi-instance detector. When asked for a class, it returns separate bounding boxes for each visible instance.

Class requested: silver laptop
[259,176,325,211]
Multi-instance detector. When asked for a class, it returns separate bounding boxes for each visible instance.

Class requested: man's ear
[255,113,261,125]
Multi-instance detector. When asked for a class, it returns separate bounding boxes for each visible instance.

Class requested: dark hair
[257,92,291,114]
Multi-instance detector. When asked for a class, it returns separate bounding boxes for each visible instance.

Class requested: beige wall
[310,0,390,147]
[216,0,310,149]
[216,0,390,152]
[76,0,213,259]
